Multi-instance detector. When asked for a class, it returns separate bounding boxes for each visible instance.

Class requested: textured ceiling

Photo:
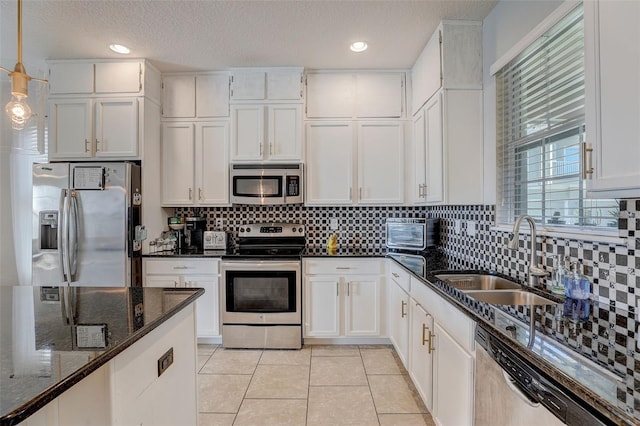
[0,0,497,73]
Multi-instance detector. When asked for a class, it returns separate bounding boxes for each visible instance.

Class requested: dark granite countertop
[389,254,639,425]
[0,286,203,426]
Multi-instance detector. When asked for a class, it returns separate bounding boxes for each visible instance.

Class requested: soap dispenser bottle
[550,255,567,295]
[565,261,590,300]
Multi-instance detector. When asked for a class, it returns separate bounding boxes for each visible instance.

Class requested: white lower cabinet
[388,264,411,365]
[432,321,474,426]
[386,261,475,426]
[22,305,197,426]
[303,259,384,340]
[143,258,220,340]
[409,299,434,411]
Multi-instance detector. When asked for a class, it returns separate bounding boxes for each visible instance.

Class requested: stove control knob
[239,227,245,233]
[246,228,251,233]
[292,227,297,232]
[298,227,304,233]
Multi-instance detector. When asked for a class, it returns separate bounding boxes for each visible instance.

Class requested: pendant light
[1,0,47,130]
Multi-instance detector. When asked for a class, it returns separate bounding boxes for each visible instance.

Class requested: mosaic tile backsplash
[178,201,640,417]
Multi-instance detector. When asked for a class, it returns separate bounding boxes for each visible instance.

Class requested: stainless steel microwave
[230,164,303,205]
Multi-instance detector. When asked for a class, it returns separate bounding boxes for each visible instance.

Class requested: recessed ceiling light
[350,41,368,53]
[109,44,131,54]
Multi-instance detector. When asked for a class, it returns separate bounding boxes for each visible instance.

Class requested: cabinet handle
[401,300,407,318]
[347,282,350,296]
[349,187,352,201]
[188,188,192,200]
[269,142,273,156]
[427,331,435,354]
[259,142,263,156]
[392,272,400,278]
[199,188,203,201]
[173,266,193,270]
[582,142,594,179]
[84,139,91,153]
[95,139,101,152]
[336,282,339,297]
[174,281,179,287]
[336,267,351,270]
[359,187,363,199]
[421,323,428,346]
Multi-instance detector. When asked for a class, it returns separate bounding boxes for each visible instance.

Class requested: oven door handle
[222,261,300,269]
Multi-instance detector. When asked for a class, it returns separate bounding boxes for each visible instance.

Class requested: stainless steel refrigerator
[32,162,143,286]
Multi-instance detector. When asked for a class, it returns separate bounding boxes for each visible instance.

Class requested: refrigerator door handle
[59,189,69,283]
[59,287,70,325]
[69,191,79,281]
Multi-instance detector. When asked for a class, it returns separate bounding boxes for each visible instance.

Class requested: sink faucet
[507,215,548,288]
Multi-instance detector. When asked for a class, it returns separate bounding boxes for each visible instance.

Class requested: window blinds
[496,4,618,229]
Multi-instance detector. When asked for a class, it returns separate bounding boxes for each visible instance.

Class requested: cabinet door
[388,279,410,365]
[162,75,196,118]
[197,73,230,118]
[304,276,340,337]
[145,275,180,287]
[305,122,354,205]
[411,30,442,114]
[49,62,94,95]
[409,300,434,411]
[95,62,141,94]
[231,105,264,161]
[94,98,139,158]
[425,94,444,203]
[267,70,303,100]
[305,73,354,118]
[231,70,266,100]
[267,104,302,161]
[433,321,474,426]
[161,123,195,205]
[196,122,229,205]
[355,73,403,118]
[412,109,427,204]
[357,122,404,204]
[585,0,640,197]
[49,99,93,160]
[184,275,220,338]
[345,276,380,336]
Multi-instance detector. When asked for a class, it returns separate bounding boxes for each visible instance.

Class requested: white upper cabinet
[47,59,161,161]
[305,121,404,206]
[48,60,158,99]
[411,21,482,115]
[585,0,640,198]
[305,122,355,205]
[230,68,303,101]
[230,104,302,162]
[305,72,406,119]
[357,122,404,204]
[162,72,230,119]
[161,122,229,206]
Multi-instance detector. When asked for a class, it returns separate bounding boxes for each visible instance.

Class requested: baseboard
[303,337,392,346]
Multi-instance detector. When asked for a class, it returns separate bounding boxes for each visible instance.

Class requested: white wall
[481,0,564,204]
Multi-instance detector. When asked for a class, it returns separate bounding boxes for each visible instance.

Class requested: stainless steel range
[221,223,305,349]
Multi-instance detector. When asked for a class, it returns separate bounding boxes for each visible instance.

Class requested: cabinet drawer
[388,261,411,293]
[144,258,219,275]
[304,258,384,275]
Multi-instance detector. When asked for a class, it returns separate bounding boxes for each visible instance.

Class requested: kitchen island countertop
[0,286,203,425]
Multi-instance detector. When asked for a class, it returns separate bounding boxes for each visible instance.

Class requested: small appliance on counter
[184,216,206,251]
[204,230,229,250]
[385,217,440,276]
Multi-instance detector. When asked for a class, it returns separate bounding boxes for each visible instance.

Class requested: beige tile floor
[197,344,436,426]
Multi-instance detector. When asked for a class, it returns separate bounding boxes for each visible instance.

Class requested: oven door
[221,260,301,325]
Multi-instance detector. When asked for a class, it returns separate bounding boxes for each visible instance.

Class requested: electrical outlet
[330,218,339,230]
[215,218,224,229]
[454,220,461,235]
[467,221,477,237]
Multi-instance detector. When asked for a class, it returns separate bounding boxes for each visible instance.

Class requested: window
[496,4,617,230]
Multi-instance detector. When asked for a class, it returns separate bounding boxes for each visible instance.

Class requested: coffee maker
[185,216,206,251]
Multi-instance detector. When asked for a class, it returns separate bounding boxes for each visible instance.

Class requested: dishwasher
[474,326,609,426]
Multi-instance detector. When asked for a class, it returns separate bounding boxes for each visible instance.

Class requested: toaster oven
[385,218,439,250]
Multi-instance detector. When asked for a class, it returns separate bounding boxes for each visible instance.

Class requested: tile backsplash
[179,202,638,313]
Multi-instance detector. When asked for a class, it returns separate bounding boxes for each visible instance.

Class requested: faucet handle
[529,266,548,277]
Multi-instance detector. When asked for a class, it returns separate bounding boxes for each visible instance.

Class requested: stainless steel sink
[465,290,560,306]
[435,274,522,291]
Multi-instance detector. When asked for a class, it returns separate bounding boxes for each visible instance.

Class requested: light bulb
[5,94,32,130]
[350,41,368,52]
